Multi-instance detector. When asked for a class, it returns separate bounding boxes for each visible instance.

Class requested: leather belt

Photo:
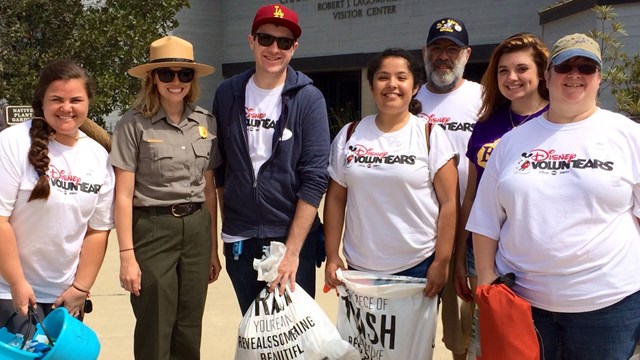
[136,203,202,218]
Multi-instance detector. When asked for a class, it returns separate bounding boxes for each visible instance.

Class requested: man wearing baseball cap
[415,17,482,360]
[211,4,330,315]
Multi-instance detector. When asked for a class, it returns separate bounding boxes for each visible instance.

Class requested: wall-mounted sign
[4,105,33,125]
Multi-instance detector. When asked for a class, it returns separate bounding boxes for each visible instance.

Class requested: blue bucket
[0,326,41,360]
[35,308,100,360]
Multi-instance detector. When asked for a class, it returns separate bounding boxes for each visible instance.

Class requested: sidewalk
[84,231,454,359]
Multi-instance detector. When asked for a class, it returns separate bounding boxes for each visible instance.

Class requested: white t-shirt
[245,75,283,178]
[467,109,640,312]
[416,80,482,202]
[0,121,115,302]
[329,114,456,273]
[222,76,284,243]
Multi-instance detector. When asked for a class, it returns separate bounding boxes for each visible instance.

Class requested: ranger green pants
[131,206,212,360]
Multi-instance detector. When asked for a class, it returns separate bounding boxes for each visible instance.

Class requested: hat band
[150,58,195,64]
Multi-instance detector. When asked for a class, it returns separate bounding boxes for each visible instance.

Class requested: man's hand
[269,249,300,295]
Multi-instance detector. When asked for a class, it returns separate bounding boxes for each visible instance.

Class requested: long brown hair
[28,59,96,201]
[477,33,549,122]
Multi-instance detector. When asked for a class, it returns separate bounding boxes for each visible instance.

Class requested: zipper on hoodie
[236,96,263,237]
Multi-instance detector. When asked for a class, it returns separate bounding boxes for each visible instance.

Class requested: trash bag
[235,242,359,360]
[335,269,438,359]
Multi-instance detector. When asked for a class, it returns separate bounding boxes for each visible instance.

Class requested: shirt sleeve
[428,124,458,182]
[0,128,24,216]
[109,111,141,172]
[328,123,350,188]
[88,161,115,231]
[294,88,330,208]
[465,139,505,241]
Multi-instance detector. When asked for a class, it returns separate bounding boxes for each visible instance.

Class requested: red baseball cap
[251,4,301,39]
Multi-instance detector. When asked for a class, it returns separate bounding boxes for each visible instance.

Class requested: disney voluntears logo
[47,165,102,194]
[344,144,416,168]
[420,113,474,132]
[515,148,614,175]
[246,106,277,131]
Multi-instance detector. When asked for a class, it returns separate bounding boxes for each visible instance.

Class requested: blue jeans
[392,253,435,278]
[224,226,321,315]
[466,246,477,278]
[532,290,640,360]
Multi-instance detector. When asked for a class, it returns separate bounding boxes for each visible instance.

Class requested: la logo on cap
[273,5,284,18]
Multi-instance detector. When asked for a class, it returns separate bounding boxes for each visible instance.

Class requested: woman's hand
[424,259,449,298]
[10,280,36,316]
[454,256,473,302]
[209,253,222,283]
[119,251,142,296]
[53,286,87,317]
[324,255,346,290]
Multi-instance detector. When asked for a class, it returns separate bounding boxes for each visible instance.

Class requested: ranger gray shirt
[109,104,221,207]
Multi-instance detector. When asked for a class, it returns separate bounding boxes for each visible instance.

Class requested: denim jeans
[392,253,435,278]
[532,289,640,360]
[224,226,320,315]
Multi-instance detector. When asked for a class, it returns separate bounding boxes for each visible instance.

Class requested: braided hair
[28,59,95,201]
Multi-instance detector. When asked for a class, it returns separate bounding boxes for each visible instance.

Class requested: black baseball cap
[426,18,469,47]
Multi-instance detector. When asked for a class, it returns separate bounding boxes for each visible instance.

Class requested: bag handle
[28,306,54,347]
[345,120,360,142]
[425,122,433,153]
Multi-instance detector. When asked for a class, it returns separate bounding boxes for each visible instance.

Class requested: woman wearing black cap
[468,33,640,359]
[110,36,220,359]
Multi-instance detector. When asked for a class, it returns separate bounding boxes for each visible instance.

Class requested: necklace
[509,100,545,129]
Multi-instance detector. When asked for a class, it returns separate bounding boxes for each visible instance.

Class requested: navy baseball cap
[427,18,469,47]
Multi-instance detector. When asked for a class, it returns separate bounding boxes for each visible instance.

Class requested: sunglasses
[552,63,600,75]
[254,33,296,50]
[155,68,195,83]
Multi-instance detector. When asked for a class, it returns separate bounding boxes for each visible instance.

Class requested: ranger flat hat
[128,36,214,79]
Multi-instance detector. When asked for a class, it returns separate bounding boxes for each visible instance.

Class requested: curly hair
[478,33,549,122]
[28,59,95,201]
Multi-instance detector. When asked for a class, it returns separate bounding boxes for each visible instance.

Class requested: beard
[425,51,468,92]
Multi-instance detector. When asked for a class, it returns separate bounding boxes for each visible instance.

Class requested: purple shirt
[466,104,549,186]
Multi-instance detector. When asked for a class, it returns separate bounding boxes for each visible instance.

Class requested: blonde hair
[132,70,201,118]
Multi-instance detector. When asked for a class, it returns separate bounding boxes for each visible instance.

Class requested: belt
[136,203,202,218]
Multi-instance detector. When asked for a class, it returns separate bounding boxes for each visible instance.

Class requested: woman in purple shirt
[454,33,549,300]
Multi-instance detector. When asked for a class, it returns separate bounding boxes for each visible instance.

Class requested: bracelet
[119,248,134,253]
[72,282,90,296]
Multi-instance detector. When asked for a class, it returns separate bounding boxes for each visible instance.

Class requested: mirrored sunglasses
[552,63,600,75]
[254,33,296,50]
[155,68,195,83]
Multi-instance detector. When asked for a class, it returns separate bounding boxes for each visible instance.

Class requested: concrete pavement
[84,231,455,359]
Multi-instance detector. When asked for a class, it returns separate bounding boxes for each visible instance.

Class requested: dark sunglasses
[155,68,195,83]
[552,63,600,75]
[254,33,296,50]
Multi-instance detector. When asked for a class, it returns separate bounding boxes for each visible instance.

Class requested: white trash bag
[336,269,438,360]
[235,242,359,360]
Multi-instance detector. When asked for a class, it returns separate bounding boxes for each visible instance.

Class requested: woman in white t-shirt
[468,33,640,359]
[324,48,458,298]
[0,60,114,333]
